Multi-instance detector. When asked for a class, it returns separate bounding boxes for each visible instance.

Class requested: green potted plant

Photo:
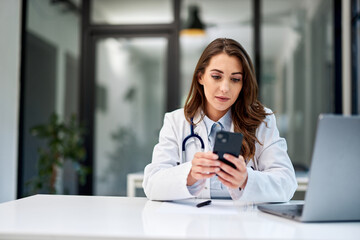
[28,113,89,194]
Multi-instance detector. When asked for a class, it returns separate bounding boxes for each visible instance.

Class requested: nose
[219,79,230,93]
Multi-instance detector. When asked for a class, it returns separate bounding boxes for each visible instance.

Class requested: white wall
[0,0,21,203]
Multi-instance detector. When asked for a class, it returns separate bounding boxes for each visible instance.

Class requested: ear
[198,73,204,85]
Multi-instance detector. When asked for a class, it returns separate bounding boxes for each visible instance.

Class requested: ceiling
[90,0,323,60]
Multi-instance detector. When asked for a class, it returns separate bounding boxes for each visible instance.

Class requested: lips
[215,96,230,102]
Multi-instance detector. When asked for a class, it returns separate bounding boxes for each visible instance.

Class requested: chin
[215,105,231,112]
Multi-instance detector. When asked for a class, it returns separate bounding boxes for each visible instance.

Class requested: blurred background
[1,0,359,202]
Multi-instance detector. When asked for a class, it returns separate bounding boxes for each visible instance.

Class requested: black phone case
[213,131,243,169]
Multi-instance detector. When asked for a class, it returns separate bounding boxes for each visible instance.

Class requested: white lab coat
[143,108,297,202]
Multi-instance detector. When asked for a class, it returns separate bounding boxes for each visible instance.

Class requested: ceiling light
[180,5,206,36]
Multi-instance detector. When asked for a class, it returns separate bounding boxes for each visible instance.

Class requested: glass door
[93,37,168,196]
[260,0,335,169]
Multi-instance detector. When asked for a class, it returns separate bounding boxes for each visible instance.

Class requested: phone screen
[213,131,243,168]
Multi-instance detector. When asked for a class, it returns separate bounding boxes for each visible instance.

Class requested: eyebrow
[210,69,243,75]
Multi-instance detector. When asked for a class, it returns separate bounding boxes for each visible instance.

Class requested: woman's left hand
[216,154,248,190]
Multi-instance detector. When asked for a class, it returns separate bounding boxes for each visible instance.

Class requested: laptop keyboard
[258,204,304,218]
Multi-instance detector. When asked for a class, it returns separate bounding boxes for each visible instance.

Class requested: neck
[206,108,228,122]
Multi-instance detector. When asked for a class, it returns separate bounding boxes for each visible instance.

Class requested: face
[198,52,243,121]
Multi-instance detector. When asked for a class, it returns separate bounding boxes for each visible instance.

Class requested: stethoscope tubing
[180,118,205,164]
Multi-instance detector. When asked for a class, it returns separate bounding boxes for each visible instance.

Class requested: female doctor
[143,38,297,201]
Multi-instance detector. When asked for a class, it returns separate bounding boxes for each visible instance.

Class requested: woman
[143,38,297,201]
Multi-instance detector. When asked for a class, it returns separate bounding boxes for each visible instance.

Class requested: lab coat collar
[192,108,204,125]
[203,109,232,134]
[193,108,234,133]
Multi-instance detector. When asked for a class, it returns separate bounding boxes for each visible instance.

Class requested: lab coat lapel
[194,122,209,152]
[230,122,235,132]
[193,111,210,152]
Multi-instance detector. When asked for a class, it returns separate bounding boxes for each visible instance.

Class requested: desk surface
[0,195,359,240]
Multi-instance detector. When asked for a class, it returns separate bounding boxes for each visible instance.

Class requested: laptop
[258,114,360,222]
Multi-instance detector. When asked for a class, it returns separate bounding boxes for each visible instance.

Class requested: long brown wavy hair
[184,38,271,161]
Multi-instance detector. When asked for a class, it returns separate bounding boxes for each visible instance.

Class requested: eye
[211,75,221,80]
[231,78,241,83]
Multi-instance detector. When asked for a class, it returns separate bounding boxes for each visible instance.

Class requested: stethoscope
[179,118,257,170]
[180,118,205,164]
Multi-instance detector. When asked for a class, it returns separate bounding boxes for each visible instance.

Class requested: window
[260,0,335,169]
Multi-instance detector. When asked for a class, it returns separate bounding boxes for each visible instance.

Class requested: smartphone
[213,131,243,169]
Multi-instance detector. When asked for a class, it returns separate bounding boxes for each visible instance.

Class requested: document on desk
[157,199,239,215]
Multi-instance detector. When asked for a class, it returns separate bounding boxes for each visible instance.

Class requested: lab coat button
[204,187,208,190]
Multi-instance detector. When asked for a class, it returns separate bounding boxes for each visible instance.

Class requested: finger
[238,155,246,164]
[192,172,216,180]
[218,161,240,176]
[217,171,244,189]
[206,151,219,159]
[217,175,237,188]
[223,154,246,170]
[192,165,220,174]
[193,158,221,167]
[194,151,218,160]
[217,164,248,189]
[216,169,235,183]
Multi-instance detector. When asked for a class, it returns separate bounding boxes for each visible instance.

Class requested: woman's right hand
[187,151,221,186]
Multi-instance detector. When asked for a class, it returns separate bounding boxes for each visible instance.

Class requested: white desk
[0,195,359,240]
